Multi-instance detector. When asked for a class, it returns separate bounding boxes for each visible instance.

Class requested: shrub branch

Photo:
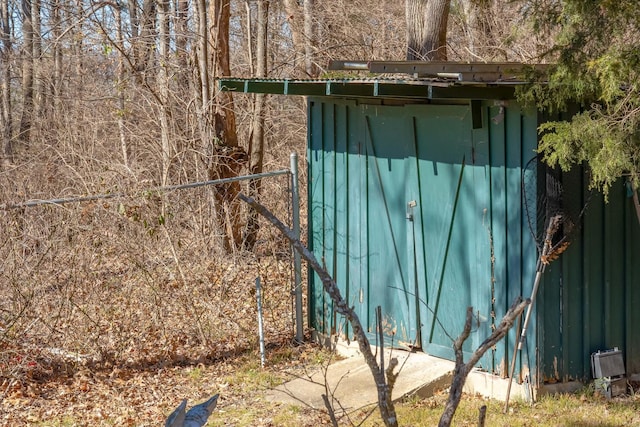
[238,193,398,427]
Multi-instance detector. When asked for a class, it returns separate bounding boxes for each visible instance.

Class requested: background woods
[2,0,624,424]
[0,0,549,202]
[0,0,550,245]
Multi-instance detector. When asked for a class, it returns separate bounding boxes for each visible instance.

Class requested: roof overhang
[218,77,521,101]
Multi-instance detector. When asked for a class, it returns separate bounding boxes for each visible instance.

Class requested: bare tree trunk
[158,0,171,186]
[19,0,34,142]
[210,0,238,147]
[0,0,11,164]
[209,0,246,253]
[51,0,62,113]
[283,0,305,76]
[115,4,128,167]
[126,0,139,88]
[303,0,317,76]
[31,0,43,122]
[243,0,268,250]
[72,0,84,91]
[459,0,494,61]
[175,0,190,82]
[134,0,156,85]
[405,0,451,60]
[194,0,211,144]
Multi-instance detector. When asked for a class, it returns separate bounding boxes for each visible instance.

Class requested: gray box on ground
[591,348,625,379]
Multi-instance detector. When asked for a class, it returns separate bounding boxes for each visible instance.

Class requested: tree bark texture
[283,0,318,77]
[195,0,211,144]
[134,0,157,85]
[0,0,11,164]
[209,0,245,253]
[210,0,238,148]
[114,4,128,167]
[282,0,305,77]
[175,0,190,76]
[405,0,451,60]
[19,0,34,142]
[158,0,171,186]
[303,0,317,76]
[51,0,62,113]
[31,0,42,120]
[243,0,269,250]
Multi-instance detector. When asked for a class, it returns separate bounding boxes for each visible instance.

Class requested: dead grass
[1,342,331,426]
[0,165,303,425]
[377,390,640,427]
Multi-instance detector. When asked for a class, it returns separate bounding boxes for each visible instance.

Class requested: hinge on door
[406,200,417,221]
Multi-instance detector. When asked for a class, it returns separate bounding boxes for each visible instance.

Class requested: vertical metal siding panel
[605,185,625,351]
[413,113,432,351]
[537,108,564,382]
[308,99,326,335]
[470,106,493,370]
[362,105,415,345]
[345,101,365,338]
[406,113,423,348]
[560,168,585,380]
[503,104,525,379]
[410,115,426,349]
[322,102,337,335]
[358,104,371,333]
[541,251,562,382]
[334,101,349,338]
[626,190,640,373]
[583,190,606,360]
[488,103,508,376]
[414,104,478,360]
[519,108,539,382]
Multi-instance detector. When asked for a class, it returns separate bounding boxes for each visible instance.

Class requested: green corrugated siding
[538,175,640,383]
[307,96,640,386]
[307,98,538,379]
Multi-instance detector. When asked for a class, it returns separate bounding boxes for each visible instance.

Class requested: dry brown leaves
[0,194,318,425]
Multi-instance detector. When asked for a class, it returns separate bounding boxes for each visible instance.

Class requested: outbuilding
[220,61,640,395]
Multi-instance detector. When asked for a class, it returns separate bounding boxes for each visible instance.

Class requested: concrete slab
[266,343,454,413]
[266,340,529,412]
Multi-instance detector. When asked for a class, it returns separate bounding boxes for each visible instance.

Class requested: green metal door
[308,100,492,368]
[410,105,493,367]
[362,105,421,347]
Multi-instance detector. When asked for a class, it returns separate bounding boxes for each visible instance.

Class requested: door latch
[406,200,417,221]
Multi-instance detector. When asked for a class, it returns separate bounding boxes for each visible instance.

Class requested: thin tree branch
[438,297,530,427]
[237,193,399,427]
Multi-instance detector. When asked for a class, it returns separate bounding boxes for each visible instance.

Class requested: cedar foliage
[520,1,640,196]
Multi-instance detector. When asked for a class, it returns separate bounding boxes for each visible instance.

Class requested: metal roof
[218,76,521,100]
[218,61,546,101]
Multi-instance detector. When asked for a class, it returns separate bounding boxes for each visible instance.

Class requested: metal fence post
[255,277,266,368]
[290,152,304,344]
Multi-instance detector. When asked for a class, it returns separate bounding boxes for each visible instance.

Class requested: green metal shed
[220,62,640,393]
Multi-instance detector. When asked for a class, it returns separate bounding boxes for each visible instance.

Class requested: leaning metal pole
[504,215,562,412]
[503,260,545,413]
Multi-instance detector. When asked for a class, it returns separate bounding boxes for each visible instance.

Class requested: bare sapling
[438,298,530,427]
[238,193,399,427]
